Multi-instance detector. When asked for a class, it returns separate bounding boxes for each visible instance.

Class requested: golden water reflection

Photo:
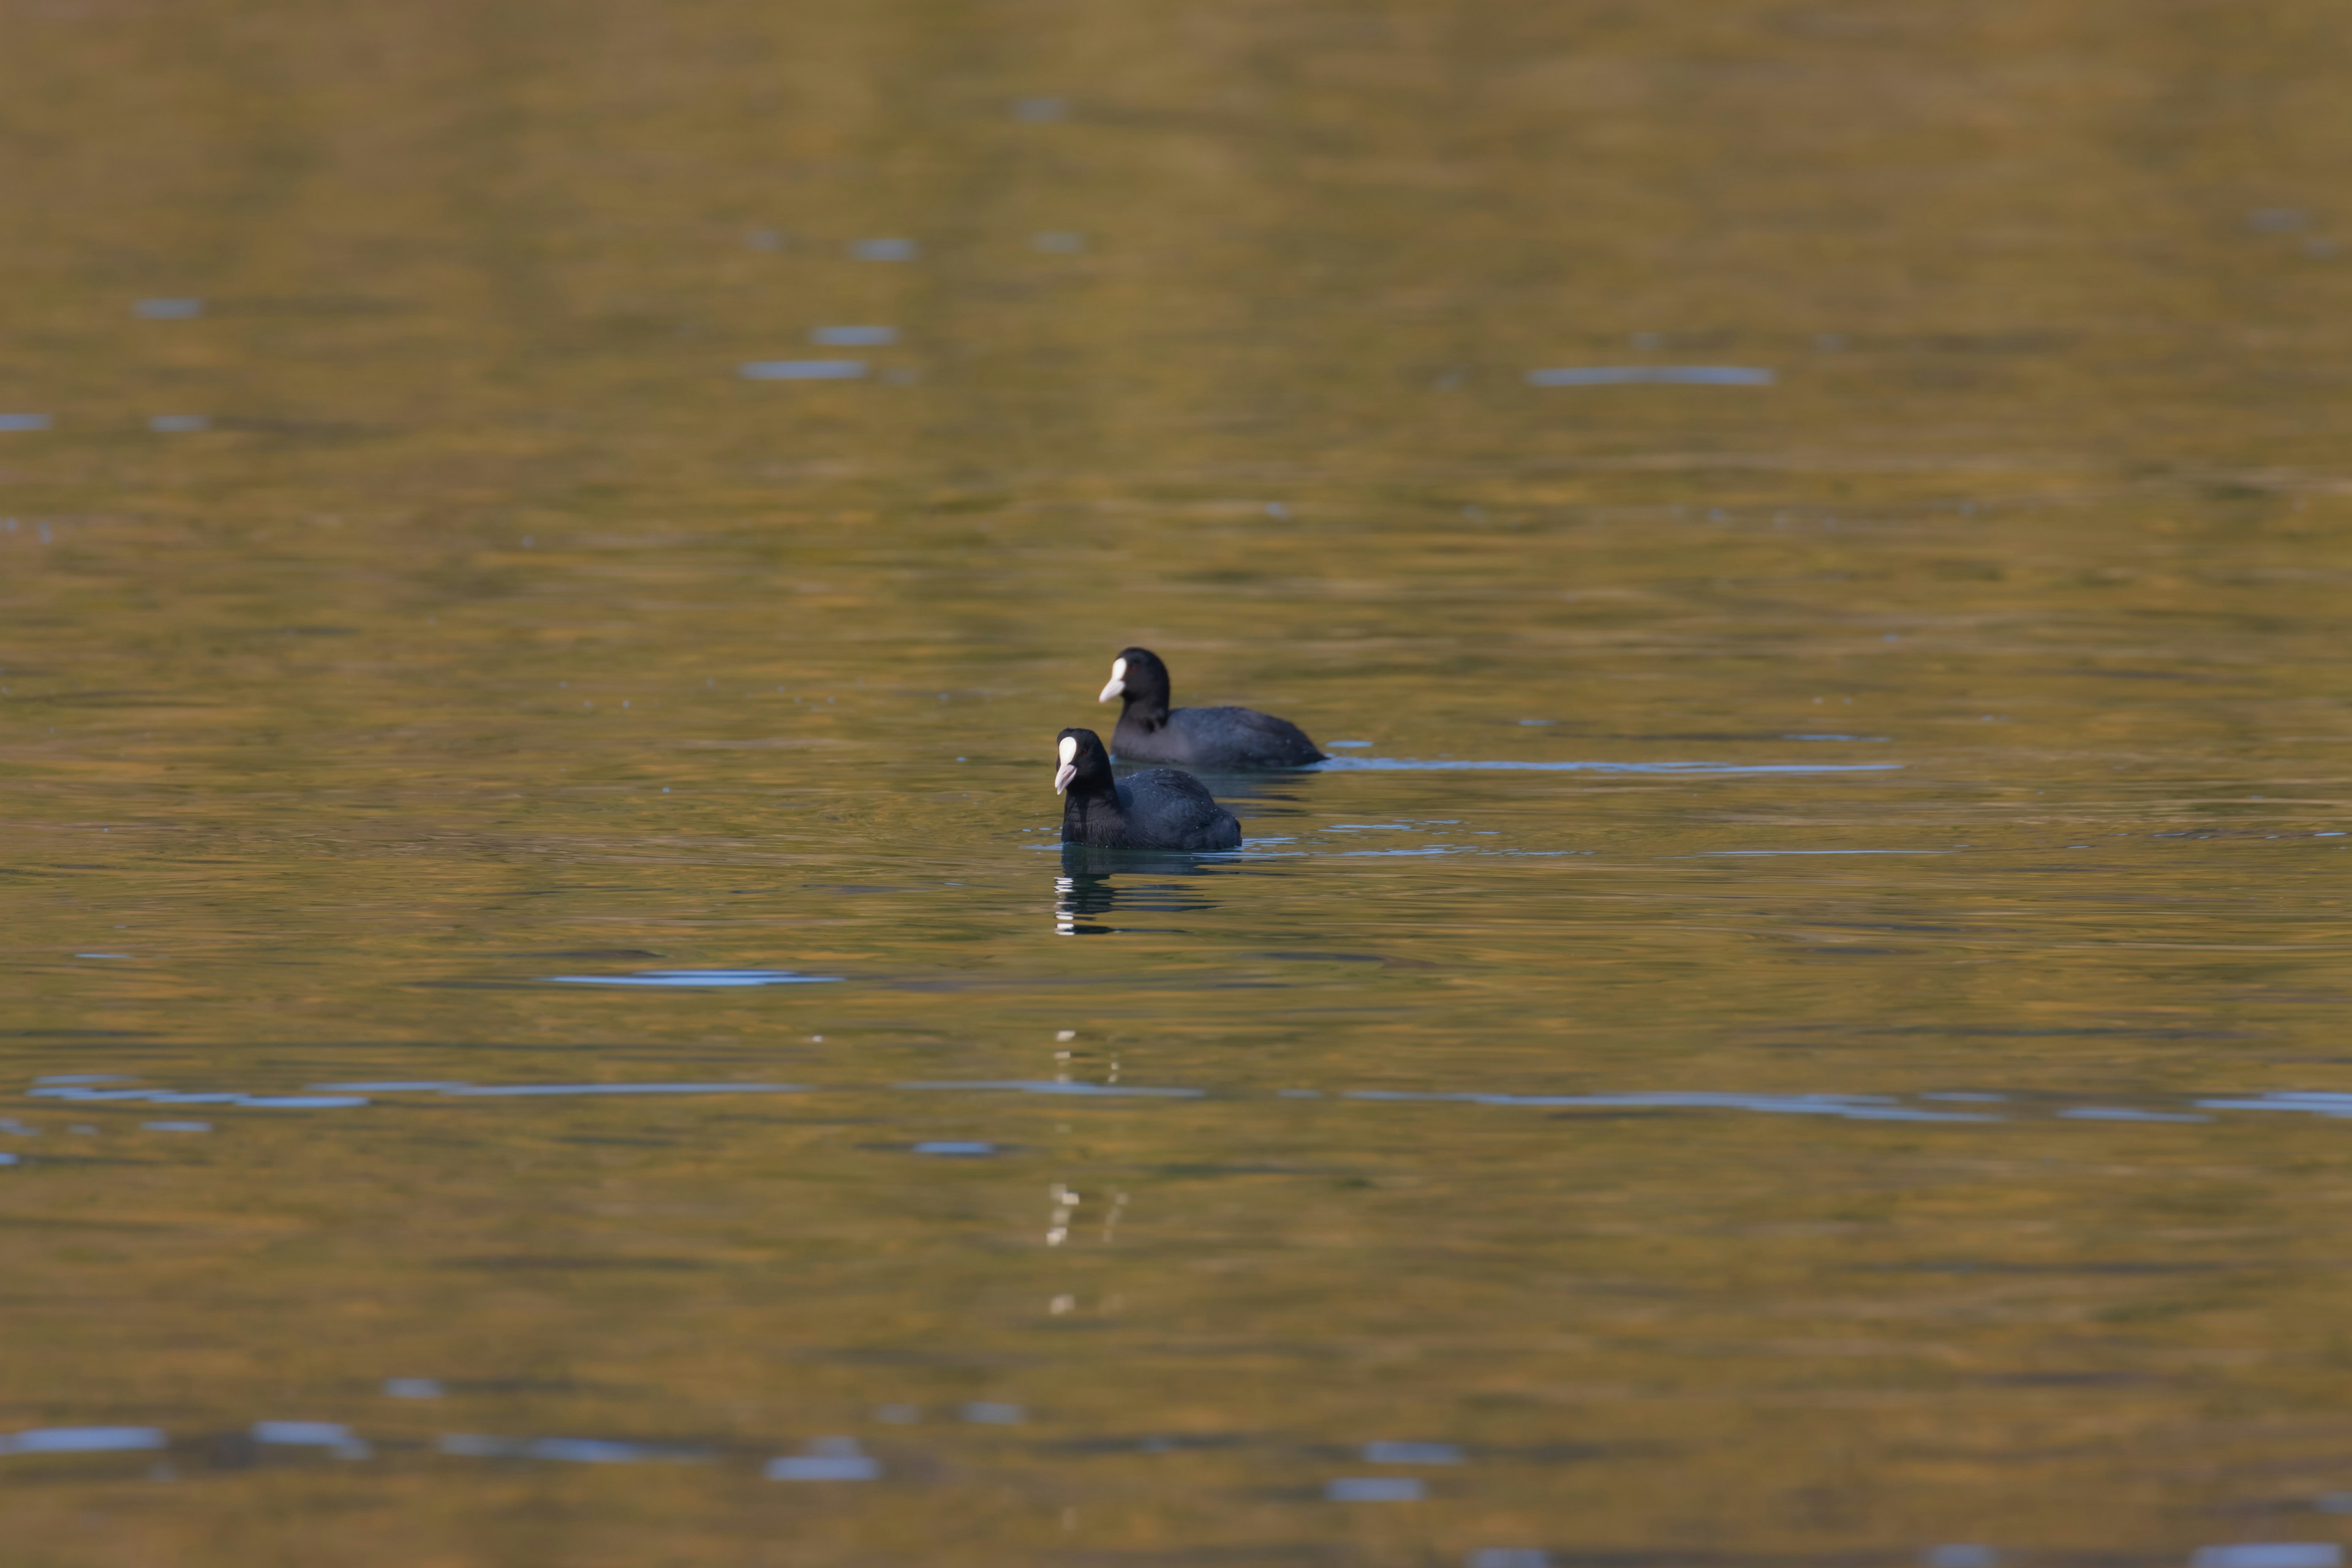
[2,0,2351,1562]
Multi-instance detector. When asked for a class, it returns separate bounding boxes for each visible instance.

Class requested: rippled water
[4,1,2351,1563]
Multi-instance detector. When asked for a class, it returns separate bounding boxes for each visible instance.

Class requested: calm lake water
[4,1,2351,1563]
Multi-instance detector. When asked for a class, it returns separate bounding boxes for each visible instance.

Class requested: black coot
[1096,647,1325,769]
[1054,728,1243,851]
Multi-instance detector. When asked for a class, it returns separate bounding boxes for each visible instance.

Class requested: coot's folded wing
[1170,705,1325,767]
[1117,768,1244,850]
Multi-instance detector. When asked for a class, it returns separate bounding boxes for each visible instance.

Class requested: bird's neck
[1063,787,1124,839]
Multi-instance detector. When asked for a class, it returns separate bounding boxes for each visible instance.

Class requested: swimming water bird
[1096,647,1325,769]
[1054,728,1243,851]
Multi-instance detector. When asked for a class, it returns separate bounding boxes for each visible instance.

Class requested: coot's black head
[1098,647,1172,714]
[1054,727,1117,798]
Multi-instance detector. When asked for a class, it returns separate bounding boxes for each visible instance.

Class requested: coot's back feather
[1112,768,1245,850]
[1118,705,1324,771]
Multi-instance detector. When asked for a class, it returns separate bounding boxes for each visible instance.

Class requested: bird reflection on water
[1054,845,1243,937]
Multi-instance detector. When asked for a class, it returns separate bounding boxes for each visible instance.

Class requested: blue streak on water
[2196,1093,2352,1118]
[135,298,203,318]
[253,1420,355,1445]
[253,1420,370,1458]
[1687,849,1956,857]
[149,415,210,433]
[851,238,917,261]
[1365,1440,1464,1464]
[768,1439,880,1480]
[963,1401,1025,1423]
[1328,1476,1425,1500]
[2059,1106,2211,1123]
[1315,756,1899,775]
[30,1086,369,1110]
[1343,1090,1999,1123]
[739,361,867,381]
[1922,1548,2000,1568]
[0,414,53,432]
[810,325,896,346]
[768,1453,881,1480]
[2191,1548,2342,1568]
[47,1076,2352,1133]
[32,1079,814,1106]
[432,1082,808,1098]
[0,1426,168,1455]
[899,1080,1204,1099]
[1527,365,1774,386]
[540,969,842,987]
[439,1434,708,1464]
[42,1090,243,1103]
[912,1140,998,1156]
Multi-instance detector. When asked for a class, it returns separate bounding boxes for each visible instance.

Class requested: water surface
[2,1,2351,1564]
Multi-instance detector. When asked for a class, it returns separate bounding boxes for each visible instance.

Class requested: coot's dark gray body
[1114,704,1325,771]
[1055,728,1242,851]
[1099,647,1324,771]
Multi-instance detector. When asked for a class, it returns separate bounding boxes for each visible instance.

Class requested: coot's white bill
[1054,734,1079,794]
[1097,656,1128,703]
